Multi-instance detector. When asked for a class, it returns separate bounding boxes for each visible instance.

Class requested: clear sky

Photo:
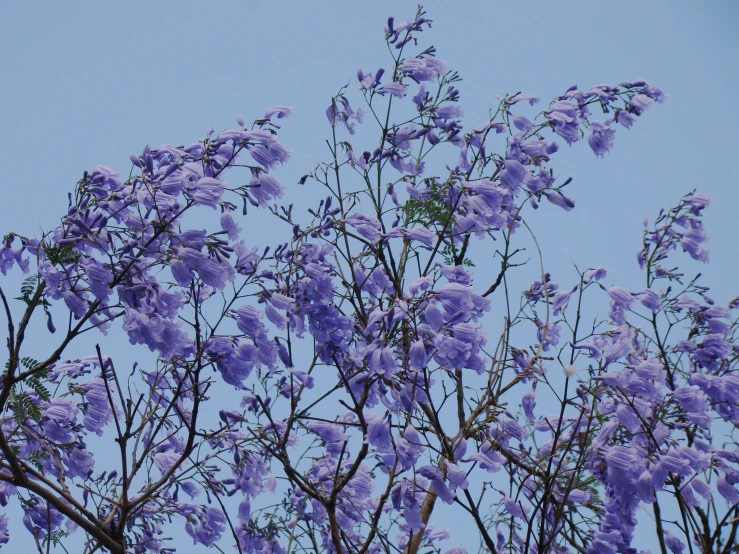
[1,1,738,551]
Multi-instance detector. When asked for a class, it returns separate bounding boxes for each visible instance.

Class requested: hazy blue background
[1,1,737,551]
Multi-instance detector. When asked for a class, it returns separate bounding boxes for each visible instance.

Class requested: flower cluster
[0,6,735,554]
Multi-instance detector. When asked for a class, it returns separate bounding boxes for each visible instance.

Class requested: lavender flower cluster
[0,6,736,554]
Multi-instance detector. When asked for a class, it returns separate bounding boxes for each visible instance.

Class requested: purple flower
[83,378,114,436]
[263,106,293,119]
[537,322,560,352]
[635,288,661,312]
[83,260,113,300]
[664,531,685,554]
[445,462,468,490]
[543,190,575,211]
[435,104,464,120]
[366,413,393,452]
[636,470,655,502]
[546,100,581,144]
[310,420,348,443]
[358,68,384,90]
[345,213,382,244]
[507,93,540,106]
[692,334,731,371]
[588,120,616,157]
[185,506,227,547]
[153,452,179,475]
[503,495,529,521]
[402,226,435,246]
[608,286,634,324]
[395,425,423,469]
[23,500,63,539]
[67,448,95,478]
[379,82,408,98]
[248,144,291,171]
[123,309,192,359]
[552,286,576,315]
[185,177,223,207]
[461,442,503,473]
[409,339,427,370]
[673,385,709,413]
[500,159,528,189]
[181,482,201,499]
[63,290,88,319]
[522,384,536,422]
[219,211,241,241]
[418,466,455,504]
[717,476,739,504]
[326,96,365,135]
[402,57,447,82]
[437,263,472,285]
[512,114,533,133]
[684,192,711,215]
[616,109,637,128]
[679,225,710,262]
[424,303,444,330]
[234,305,265,339]
[412,84,428,107]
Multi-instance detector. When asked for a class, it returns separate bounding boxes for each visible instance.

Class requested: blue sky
[1,1,738,551]
[2,1,737,299]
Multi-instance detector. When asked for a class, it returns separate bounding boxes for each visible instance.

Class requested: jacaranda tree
[0,7,736,554]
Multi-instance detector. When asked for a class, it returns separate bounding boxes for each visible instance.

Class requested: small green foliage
[20,356,39,370]
[44,243,81,265]
[400,178,456,229]
[15,275,39,305]
[10,389,43,425]
[440,242,475,267]
[20,276,36,297]
[44,528,70,548]
[25,374,51,402]
[26,450,48,473]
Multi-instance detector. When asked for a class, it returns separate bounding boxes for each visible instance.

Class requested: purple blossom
[402,57,447,82]
[664,531,685,554]
[83,377,114,436]
[366,413,393,452]
[185,506,227,547]
[552,286,576,315]
[395,425,424,469]
[310,420,348,444]
[379,82,408,98]
[345,213,382,244]
[185,177,223,207]
[500,159,528,189]
[679,225,710,262]
[546,100,581,144]
[512,114,533,133]
[608,286,634,324]
[263,106,293,119]
[588,120,616,157]
[435,104,464,120]
[507,93,540,106]
[401,226,435,246]
[543,190,575,211]
[219,211,242,240]
[537,322,560,352]
[0,514,7,545]
[636,288,661,311]
[23,501,63,539]
[326,96,365,134]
